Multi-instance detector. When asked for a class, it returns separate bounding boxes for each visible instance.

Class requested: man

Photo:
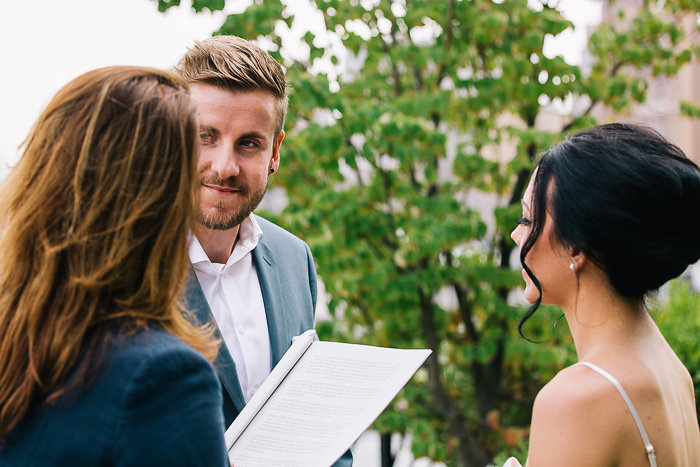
[176,36,352,465]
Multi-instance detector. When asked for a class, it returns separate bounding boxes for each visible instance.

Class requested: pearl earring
[569,261,575,271]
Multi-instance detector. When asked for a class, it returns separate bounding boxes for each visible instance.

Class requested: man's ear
[270,130,284,173]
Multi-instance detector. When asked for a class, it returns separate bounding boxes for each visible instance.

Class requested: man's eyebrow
[238,131,267,141]
[199,125,218,134]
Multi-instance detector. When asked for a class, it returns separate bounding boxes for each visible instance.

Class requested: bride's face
[510,170,574,306]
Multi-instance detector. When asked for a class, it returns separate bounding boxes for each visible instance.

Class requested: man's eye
[240,139,256,148]
[516,216,531,226]
[199,133,214,143]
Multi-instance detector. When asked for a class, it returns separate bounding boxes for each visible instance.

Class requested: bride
[507,123,700,466]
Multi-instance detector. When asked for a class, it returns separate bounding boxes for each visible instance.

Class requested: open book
[225,330,431,467]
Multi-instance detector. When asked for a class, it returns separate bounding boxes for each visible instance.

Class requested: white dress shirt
[188,215,272,402]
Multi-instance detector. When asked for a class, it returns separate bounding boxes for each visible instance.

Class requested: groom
[176,35,352,466]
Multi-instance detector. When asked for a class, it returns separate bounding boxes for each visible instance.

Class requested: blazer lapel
[252,240,290,366]
[183,268,247,413]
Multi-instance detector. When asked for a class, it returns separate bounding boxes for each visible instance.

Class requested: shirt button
[237,324,246,334]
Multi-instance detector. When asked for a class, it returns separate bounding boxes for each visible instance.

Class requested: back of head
[531,123,700,299]
[0,66,214,442]
[175,35,288,135]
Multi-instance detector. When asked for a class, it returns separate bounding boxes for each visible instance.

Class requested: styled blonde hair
[175,35,289,136]
[0,66,217,442]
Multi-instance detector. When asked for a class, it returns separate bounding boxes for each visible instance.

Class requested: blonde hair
[0,66,217,442]
[175,35,288,136]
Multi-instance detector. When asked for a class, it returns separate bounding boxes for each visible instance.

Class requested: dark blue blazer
[0,327,228,467]
[184,215,353,466]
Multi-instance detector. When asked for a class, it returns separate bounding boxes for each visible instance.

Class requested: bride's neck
[562,271,649,361]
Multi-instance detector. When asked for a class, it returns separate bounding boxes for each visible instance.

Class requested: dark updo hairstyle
[518,123,700,335]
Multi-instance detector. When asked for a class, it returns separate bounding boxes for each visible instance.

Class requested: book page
[227,341,431,467]
[224,329,316,450]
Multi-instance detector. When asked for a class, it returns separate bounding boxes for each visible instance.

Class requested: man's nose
[209,145,240,179]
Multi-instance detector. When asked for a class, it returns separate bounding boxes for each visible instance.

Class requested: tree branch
[561,61,623,133]
[417,285,488,466]
[451,281,479,343]
[436,0,456,87]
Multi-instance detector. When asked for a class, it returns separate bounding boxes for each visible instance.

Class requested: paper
[225,332,431,467]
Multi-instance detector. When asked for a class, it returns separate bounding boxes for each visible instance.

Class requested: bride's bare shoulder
[527,365,626,466]
[535,364,614,410]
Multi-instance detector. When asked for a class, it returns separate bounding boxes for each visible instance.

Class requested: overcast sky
[0,0,601,179]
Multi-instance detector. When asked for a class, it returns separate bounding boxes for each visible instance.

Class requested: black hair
[518,123,700,336]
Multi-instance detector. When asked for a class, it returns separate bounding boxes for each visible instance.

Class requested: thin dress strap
[577,361,658,467]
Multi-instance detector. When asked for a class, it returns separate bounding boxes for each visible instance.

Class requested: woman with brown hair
[0,66,228,465]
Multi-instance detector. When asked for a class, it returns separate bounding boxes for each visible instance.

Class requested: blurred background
[2,1,698,465]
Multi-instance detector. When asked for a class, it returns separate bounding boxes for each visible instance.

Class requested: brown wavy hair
[0,66,218,442]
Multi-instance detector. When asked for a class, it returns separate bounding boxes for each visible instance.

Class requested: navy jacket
[0,327,228,466]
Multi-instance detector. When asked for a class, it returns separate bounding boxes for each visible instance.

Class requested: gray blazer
[184,215,352,465]
[184,215,317,423]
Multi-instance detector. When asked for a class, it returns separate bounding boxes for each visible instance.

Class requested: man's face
[190,83,283,231]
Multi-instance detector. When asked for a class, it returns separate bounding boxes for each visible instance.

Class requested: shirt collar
[188,214,264,268]
[237,214,263,253]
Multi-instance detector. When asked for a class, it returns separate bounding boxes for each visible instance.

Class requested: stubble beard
[199,178,268,231]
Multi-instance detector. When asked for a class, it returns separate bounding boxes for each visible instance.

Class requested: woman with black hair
[509,123,700,466]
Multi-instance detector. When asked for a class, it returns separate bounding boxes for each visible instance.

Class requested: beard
[199,175,268,231]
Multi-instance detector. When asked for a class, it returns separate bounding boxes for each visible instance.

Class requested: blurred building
[593,0,700,163]
[596,0,700,290]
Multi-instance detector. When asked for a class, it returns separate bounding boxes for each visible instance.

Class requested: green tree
[654,279,700,421]
[154,0,699,464]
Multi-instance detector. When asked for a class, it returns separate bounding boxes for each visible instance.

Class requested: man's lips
[202,184,241,194]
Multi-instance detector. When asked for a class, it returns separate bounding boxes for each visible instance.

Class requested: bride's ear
[569,249,587,273]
